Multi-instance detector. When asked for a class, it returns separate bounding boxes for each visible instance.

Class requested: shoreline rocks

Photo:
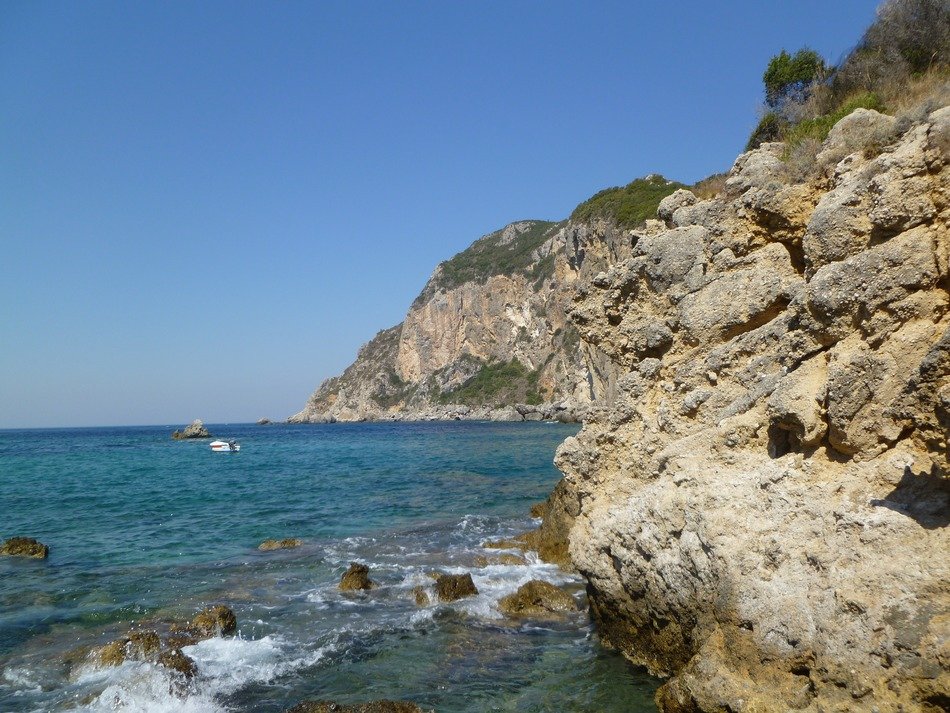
[498,580,576,619]
[1,536,49,559]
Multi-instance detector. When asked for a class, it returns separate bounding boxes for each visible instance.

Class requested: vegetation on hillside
[419,220,561,300]
[570,175,686,229]
[437,359,542,407]
[746,0,949,155]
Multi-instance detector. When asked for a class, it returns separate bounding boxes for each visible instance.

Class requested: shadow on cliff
[871,465,950,529]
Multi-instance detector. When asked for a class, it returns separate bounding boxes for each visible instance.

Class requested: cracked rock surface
[551,108,949,712]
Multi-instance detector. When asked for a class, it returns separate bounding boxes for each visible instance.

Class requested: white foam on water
[184,634,328,697]
[68,634,333,713]
[2,665,43,694]
[75,661,224,713]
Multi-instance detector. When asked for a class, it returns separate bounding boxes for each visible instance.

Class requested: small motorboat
[210,439,240,452]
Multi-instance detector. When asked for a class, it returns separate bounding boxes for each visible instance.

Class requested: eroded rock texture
[554,108,950,711]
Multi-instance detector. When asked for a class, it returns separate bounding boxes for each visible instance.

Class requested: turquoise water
[0,422,657,712]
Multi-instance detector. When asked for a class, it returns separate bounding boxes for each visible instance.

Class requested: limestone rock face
[1,537,49,559]
[289,220,629,423]
[171,419,210,439]
[552,108,950,711]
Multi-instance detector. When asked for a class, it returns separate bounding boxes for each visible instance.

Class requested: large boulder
[434,573,478,602]
[171,419,210,439]
[340,562,375,591]
[498,580,576,618]
[1,536,49,559]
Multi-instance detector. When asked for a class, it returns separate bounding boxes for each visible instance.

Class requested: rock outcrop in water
[1,536,49,559]
[434,573,478,602]
[259,537,303,551]
[171,419,210,439]
[546,107,950,711]
[340,562,375,591]
[287,701,428,713]
[498,580,577,619]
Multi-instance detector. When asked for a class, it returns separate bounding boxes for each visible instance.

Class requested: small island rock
[434,573,478,602]
[171,419,210,440]
[1,537,49,559]
[340,562,374,591]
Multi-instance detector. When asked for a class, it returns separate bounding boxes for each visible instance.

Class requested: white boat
[210,440,240,452]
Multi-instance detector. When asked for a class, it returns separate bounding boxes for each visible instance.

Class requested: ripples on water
[0,422,657,711]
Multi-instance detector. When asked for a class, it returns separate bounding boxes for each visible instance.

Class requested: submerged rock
[340,562,375,591]
[434,573,478,602]
[0,536,49,559]
[286,701,426,713]
[472,553,526,567]
[258,538,303,551]
[498,580,576,618]
[171,419,210,440]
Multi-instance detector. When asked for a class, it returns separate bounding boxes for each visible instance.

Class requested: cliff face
[552,107,949,711]
[289,217,648,422]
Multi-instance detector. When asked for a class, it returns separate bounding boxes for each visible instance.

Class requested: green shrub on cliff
[570,175,686,229]
[746,0,949,153]
[438,359,542,406]
[422,220,560,300]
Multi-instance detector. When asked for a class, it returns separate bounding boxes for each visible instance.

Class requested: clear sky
[1,0,879,428]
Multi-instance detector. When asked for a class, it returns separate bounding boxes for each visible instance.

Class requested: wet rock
[189,605,237,637]
[258,538,303,551]
[411,586,430,606]
[171,419,210,439]
[340,562,375,591]
[0,536,49,559]
[473,553,527,567]
[158,648,197,679]
[498,580,576,618]
[286,701,426,713]
[434,573,478,602]
[91,630,161,667]
[257,418,272,425]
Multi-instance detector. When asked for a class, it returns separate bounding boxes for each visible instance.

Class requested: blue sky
[1,1,879,427]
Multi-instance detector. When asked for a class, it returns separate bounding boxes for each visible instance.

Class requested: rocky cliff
[290,187,682,423]
[550,106,949,711]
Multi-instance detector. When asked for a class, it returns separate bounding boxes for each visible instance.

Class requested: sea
[0,422,658,712]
